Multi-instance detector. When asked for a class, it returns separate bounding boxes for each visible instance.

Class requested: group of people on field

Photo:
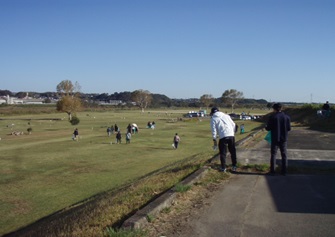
[110,123,138,144]
[71,101,296,174]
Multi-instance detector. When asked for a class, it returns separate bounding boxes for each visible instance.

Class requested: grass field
[0,108,265,235]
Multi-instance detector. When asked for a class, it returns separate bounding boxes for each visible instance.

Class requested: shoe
[232,166,237,172]
[219,168,226,172]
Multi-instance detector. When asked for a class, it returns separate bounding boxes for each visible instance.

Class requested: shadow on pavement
[266,175,335,214]
[287,159,335,170]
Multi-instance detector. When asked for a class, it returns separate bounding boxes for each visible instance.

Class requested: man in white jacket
[210,107,238,172]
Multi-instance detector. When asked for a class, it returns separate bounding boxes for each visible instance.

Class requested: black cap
[210,107,219,115]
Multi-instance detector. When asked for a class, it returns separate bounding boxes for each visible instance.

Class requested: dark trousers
[270,141,288,174]
[218,136,237,169]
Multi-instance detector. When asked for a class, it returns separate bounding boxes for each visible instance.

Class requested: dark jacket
[266,111,291,143]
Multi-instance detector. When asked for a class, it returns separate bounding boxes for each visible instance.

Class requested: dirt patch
[143,169,231,237]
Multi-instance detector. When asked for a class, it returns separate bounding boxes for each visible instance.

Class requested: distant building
[0,95,44,105]
[98,100,125,105]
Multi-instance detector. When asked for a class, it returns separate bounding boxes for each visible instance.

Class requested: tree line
[1,80,269,113]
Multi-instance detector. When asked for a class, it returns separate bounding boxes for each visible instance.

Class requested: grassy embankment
[0,106,265,236]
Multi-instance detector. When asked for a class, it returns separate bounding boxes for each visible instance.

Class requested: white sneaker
[232,166,237,172]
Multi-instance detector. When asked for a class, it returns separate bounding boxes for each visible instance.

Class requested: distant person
[107,127,111,137]
[240,124,245,134]
[265,103,291,176]
[126,131,131,144]
[114,124,119,132]
[73,128,79,141]
[173,133,180,149]
[210,107,238,172]
[127,124,132,134]
[116,131,122,144]
[132,124,139,134]
[322,101,331,117]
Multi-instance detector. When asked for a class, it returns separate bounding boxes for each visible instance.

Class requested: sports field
[0,108,265,235]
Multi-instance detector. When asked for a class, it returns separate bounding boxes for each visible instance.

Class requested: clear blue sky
[1,0,334,103]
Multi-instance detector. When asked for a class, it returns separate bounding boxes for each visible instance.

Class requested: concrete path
[177,128,335,237]
[182,174,335,237]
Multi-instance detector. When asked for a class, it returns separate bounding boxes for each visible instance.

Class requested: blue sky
[1,0,334,103]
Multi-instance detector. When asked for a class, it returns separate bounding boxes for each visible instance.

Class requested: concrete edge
[122,129,263,230]
[122,166,210,230]
[236,129,264,146]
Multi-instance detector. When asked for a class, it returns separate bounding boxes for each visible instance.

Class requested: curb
[236,128,264,146]
[122,129,263,230]
[122,166,210,229]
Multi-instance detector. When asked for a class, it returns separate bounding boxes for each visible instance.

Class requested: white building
[0,95,43,105]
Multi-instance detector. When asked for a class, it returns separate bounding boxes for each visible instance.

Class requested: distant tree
[110,91,132,102]
[56,95,82,121]
[15,92,28,98]
[131,89,152,112]
[56,80,82,121]
[57,80,75,95]
[0,90,13,96]
[221,89,244,113]
[200,94,214,110]
[151,94,172,107]
[44,98,52,103]
[95,93,110,102]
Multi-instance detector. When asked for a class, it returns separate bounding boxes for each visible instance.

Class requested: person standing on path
[265,103,291,175]
[210,107,238,172]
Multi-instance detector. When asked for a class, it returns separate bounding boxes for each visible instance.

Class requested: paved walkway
[177,128,335,237]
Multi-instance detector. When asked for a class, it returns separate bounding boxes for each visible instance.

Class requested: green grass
[174,183,192,193]
[0,108,265,235]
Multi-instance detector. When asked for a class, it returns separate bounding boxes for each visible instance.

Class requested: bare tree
[131,89,152,112]
[221,89,244,113]
[200,94,214,110]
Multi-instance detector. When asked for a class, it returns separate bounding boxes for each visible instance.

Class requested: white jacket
[211,111,236,139]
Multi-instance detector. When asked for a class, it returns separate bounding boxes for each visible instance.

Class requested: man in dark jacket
[265,103,291,175]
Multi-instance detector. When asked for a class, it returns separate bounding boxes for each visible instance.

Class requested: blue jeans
[271,141,288,174]
[218,136,237,169]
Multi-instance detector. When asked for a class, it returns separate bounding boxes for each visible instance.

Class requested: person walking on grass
[73,128,79,141]
[210,107,238,172]
[173,133,180,149]
[107,127,111,137]
[265,103,291,176]
[126,131,131,144]
[116,130,122,144]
